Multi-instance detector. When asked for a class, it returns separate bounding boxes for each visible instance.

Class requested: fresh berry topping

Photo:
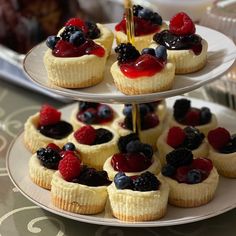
[141,144,154,159]
[46,143,61,152]
[220,134,236,154]
[191,158,213,174]
[46,36,60,50]
[169,12,195,36]
[73,167,111,186]
[126,140,153,159]
[133,171,160,191]
[166,148,193,167]
[161,164,176,177]
[155,45,167,61]
[62,142,76,151]
[93,128,113,145]
[69,31,86,46]
[85,21,101,39]
[208,127,231,150]
[115,43,140,64]
[74,125,96,145]
[200,107,212,125]
[37,147,62,169]
[174,166,190,183]
[39,121,73,139]
[60,26,81,41]
[78,108,97,124]
[167,127,186,148]
[182,126,205,150]
[139,104,151,116]
[141,113,159,130]
[183,108,201,126]
[65,18,88,32]
[118,133,139,153]
[141,48,156,57]
[79,102,98,112]
[137,7,162,25]
[173,98,191,120]
[186,169,202,184]
[123,104,132,117]
[39,104,61,126]
[58,153,81,181]
[111,153,152,172]
[123,115,133,130]
[133,5,143,16]
[97,104,113,120]
[114,172,133,189]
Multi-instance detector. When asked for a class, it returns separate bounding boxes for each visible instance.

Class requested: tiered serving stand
[6,1,236,227]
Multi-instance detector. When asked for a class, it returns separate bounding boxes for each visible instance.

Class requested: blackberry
[94,128,113,145]
[200,107,212,125]
[173,98,191,120]
[79,101,98,112]
[133,171,160,191]
[115,43,140,64]
[60,26,81,41]
[182,126,205,150]
[76,167,111,186]
[133,5,143,16]
[36,147,61,169]
[118,133,139,152]
[114,172,133,189]
[161,164,176,177]
[85,21,101,39]
[166,148,193,168]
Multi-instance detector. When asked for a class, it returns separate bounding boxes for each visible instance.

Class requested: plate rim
[6,97,236,227]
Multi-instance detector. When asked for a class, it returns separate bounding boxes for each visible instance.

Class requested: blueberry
[79,110,96,124]
[200,107,212,125]
[141,48,156,56]
[186,169,202,184]
[141,144,153,159]
[46,36,60,50]
[155,45,167,60]
[93,128,113,145]
[139,104,150,117]
[69,31,86,46]
[151,12,162,25]
[114,172,133,189]
[123,105,132,117]
[97,105,112,119]
[138,8,153,20]
[161,164,176,177]
[118,133,139,153]
[126,140,142,153]
[85,21,100,39]
[63,142,76,151]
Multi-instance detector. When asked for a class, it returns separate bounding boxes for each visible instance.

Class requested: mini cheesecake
[115,4,167,52]
[108,172,169,222]
[24,105,73,153]
[157,126,209,166]
[151,12,208,74]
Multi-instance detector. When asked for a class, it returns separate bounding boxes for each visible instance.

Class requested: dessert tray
[23,24,236,104]
[6,97,236,227]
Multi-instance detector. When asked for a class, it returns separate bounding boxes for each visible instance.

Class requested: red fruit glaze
[47,143,61,152]
[120,54,165,79]
[53,39,105,58]
[182,108,201,126]
[58,153,81,181]
[74,125,96,145]
[192,158,213,174]
[170,12,195,36]
[111,153,152,172]
[115,16,161,36]
[207,127,231,150]
[174,166,191,183]
[39,104,61,126]
[167,127,186,148]
[65,18,88,33]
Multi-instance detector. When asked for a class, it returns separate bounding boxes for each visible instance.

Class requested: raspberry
[192,158,213,174]
[183,109,200,126]
[58,153,81,181]
[39,104,61,126]
[174,166,190,183]
[65,18,88,33]
[207,127,231,150]
[167,126,186,148]
[74,125,96,145]
[170,12,196,36]
[46,143,61,152]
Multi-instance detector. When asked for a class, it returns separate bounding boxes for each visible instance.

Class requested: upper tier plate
[23,24,236,104]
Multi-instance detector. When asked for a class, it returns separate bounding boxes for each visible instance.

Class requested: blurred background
[0,0,236,107]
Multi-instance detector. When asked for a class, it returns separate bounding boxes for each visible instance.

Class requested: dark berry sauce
[115,16,160,36]
[111,153,152,172]
[52,39,105,58]
[153,30,203,55]
[38,121,73,139]
[120,54,165,79]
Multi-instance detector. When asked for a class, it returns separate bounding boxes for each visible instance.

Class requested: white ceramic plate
[23,24,236,104]
[6,97,236,227]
